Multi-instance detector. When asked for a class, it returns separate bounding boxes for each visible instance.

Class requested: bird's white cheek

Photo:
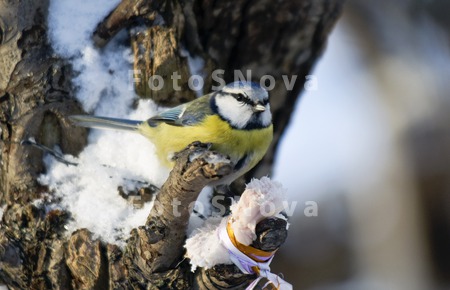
[228,110,253,129]
[260,105,272,127]
[216,97,253,129]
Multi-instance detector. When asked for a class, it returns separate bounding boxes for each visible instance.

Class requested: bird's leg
[171,141,212,162]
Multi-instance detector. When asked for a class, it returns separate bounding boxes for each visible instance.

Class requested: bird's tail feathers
[69,115,142,132]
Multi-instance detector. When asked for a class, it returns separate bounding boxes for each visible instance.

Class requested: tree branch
[124,143,232,277]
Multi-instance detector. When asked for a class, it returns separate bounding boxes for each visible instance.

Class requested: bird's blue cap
[225,81,262,90]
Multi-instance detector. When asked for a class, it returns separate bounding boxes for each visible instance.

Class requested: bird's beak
[253,104,266,112]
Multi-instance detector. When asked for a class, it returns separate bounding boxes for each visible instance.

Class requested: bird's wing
[148,104,188,126]
[147,94,214,127]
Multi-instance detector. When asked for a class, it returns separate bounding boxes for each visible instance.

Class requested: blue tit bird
[69,81,273,185]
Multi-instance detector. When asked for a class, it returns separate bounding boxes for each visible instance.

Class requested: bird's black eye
[235,93,245,102]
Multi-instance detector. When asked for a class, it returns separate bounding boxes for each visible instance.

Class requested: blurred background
[272,0,450,289]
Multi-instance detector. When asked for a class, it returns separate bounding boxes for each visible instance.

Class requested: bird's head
[212,81,272,130]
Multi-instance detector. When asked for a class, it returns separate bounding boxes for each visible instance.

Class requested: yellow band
[226,222,277,263]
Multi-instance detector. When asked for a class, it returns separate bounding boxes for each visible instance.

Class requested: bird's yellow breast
[138,115,273,170]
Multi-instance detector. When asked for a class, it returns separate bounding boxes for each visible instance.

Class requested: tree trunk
[0,0,343,288]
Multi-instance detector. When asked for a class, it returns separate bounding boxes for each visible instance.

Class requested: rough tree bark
[0,0,343,289]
